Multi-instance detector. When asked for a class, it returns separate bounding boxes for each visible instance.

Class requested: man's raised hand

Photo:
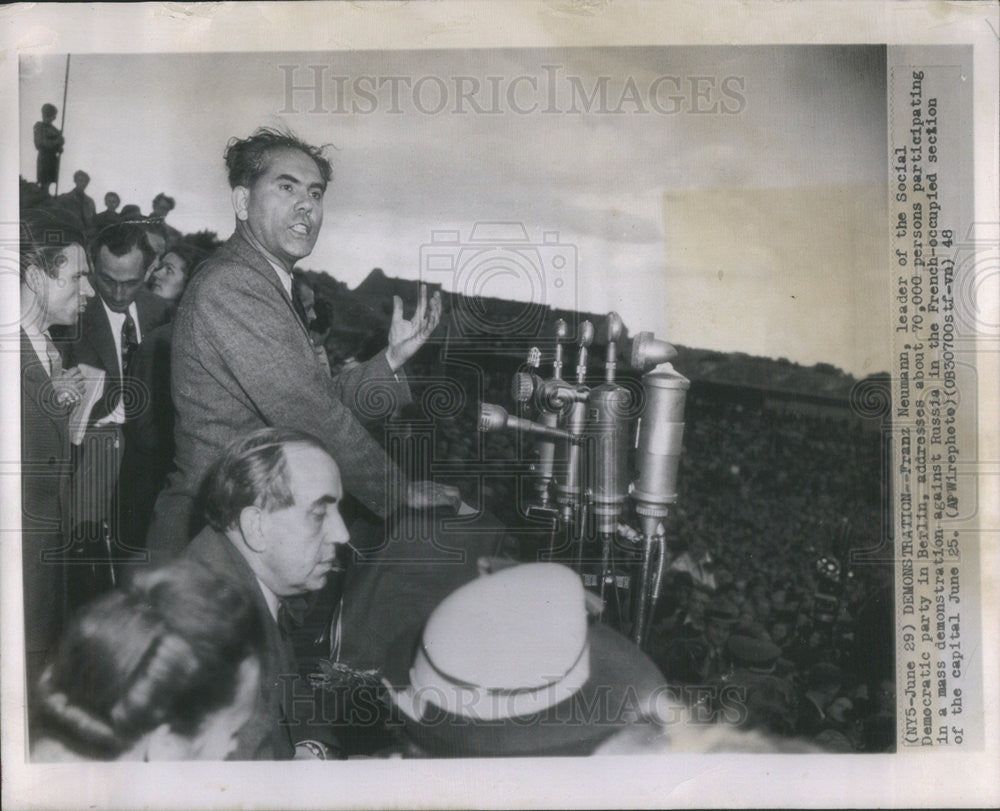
[385,284,442,372]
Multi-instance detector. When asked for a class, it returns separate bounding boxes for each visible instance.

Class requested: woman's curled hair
[33,560,263,759]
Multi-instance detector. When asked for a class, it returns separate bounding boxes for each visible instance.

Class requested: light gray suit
[146,228,410,566]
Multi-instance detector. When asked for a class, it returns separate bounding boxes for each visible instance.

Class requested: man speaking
[147,127,457,566]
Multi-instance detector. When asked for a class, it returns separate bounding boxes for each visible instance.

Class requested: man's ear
[232,186,250,222]
[237,505,267,553]
[23,263,47,295]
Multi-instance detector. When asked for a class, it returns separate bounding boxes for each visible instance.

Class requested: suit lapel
[82,296,121,381]
[195,528,297,757]
[20,330,70,446]
[227,231,311,341]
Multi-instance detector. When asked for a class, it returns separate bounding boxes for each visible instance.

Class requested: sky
[20,46,889,376]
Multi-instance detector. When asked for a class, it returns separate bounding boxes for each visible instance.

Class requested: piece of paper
[68,363,105,445]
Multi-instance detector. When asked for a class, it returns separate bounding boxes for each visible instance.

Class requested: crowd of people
[18,110,894,763]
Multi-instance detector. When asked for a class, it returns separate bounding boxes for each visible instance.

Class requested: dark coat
[33,121,63,186]
[182,526,330,760]
[116,321,175,551]
[19,330,72,659]
[65,289,171,426]
[61,290,170,546]
[54,189,96,235]
[147,228,411,565]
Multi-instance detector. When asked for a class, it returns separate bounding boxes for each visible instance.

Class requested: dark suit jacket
[65,289,171,426]
[59,290,169,554]
[111,320,177,557]
[20,330,72,657]
[148,228,411,565]
[183,526,326,760]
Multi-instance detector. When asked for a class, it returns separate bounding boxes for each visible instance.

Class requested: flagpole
[54,54,70,196]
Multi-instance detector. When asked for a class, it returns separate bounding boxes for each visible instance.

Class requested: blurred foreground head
[382,562,825,757]
[32,560,264,761]
[382,562,669,757]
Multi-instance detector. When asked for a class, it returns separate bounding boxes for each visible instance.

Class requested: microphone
[586,383,631,534]
[631,367,690,537]
[604,311,623,383]
[630,331,678,371]
[478,403,578,443]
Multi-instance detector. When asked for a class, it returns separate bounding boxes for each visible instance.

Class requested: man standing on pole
[146,127,458,567]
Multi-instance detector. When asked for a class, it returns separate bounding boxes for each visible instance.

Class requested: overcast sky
[20,46,889,375]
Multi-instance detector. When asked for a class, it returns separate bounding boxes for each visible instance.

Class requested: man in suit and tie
[147,127,458,566]
[66,221,170,583]
[19,210,93,686]
[184,428,350,760]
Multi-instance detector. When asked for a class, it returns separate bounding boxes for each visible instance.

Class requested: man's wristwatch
[295,740,331,760]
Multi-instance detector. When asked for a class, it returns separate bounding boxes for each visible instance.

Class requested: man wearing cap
[718,634,797,735]
[795,662,843,738]
[658,593,739,685]
[183,427,350,760]
[33,103,63,195]
[382,562,670,757]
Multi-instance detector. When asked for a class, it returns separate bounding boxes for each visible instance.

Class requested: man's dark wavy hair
[202,426,329,532]
[223,127,333,190]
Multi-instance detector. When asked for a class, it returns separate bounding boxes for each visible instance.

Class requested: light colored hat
[382,562,667,757]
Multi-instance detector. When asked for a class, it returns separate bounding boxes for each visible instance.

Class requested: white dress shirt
[95,298,141,426]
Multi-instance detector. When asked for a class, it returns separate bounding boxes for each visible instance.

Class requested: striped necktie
[121,310,138,375]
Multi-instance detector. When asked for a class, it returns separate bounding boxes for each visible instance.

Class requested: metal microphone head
[512,372,537,403]
[630,331,678,371]
[578,320,595,347]
[527,346,542,368]
[478,403,509,433]
[554,318,569,340]
[605,311,623,344]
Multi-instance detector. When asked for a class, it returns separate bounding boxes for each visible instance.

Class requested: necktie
[43,331,63,378]
[278,595,310,636]
[114,311,139,417]
[121,311,138,375]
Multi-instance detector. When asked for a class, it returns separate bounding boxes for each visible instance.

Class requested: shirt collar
[99,296,139,329]
[255,575,281,623]
[236,222,294,297]
[21,319,45,341]
[266,258,293,298]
